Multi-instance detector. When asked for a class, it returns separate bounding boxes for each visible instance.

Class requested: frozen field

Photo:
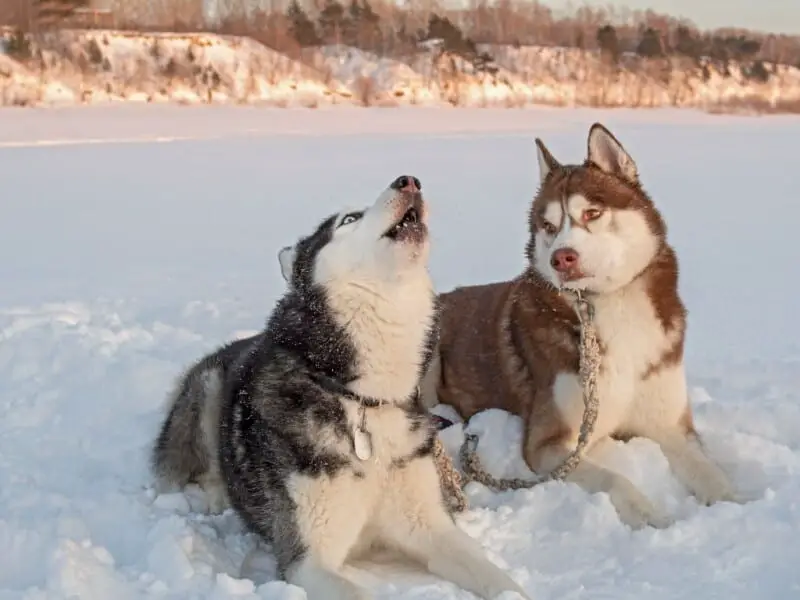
[1,105,799,600]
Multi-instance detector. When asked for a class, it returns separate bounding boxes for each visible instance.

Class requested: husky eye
[339,212,363,227]
[542,221,557,235]
[583,208,603,222]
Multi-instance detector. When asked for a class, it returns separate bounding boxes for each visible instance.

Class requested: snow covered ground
[1,105,799,599]
[2,29,799,111]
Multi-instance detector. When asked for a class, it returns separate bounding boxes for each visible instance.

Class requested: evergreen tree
[318,0,346,45]
[421,13,496,74]
[637,27,663,58]
[426,13,478,59]
[707,34,730,61]
[347,0,363,26]
[345,0,381,51]
[341,0,361,46]
[674,25,698,58]
[736,37,761,59]
[597,25,620,62]
[286,0,320,47]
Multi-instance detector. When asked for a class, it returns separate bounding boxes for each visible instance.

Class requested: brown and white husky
[421,123,741,528]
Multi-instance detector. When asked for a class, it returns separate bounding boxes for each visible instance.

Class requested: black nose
[390,175,421,192]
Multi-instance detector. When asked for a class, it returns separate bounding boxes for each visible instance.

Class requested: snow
[1,104,799,599]
[1,29,799,111]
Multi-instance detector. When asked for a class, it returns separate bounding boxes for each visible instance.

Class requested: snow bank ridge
[1,28,798,113]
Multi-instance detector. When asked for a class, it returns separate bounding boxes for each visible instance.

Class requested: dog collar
[309,371,419,408]
[310,371,422,461]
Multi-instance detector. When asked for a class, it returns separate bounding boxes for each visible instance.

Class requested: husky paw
[609,481,671,530]
[691,478,740,506]
[617,501,671,530]
[198,474,230,514]
[478,573,531,600]
[206,486,229,514]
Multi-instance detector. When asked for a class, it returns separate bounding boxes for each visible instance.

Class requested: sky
[544,0,800,35]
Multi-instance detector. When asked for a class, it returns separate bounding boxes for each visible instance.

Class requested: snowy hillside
[0,105,799,599]
[1,28,799,112]
[0,29,343,107]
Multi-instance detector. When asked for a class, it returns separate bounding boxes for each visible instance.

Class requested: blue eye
[339,212,363,227]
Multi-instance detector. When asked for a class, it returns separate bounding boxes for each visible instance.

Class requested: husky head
[274,175,437,402]
[277,175,428,290]
[527,123,667,295]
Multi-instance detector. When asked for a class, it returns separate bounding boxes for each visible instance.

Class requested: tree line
[2,0,799,70]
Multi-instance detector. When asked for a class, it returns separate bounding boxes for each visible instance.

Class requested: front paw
[207,488,230,514]
[479,574,532,600]
[690,475,740,506]
[616,499,672,530]
[608,480,672,530]
[198,474,230,514]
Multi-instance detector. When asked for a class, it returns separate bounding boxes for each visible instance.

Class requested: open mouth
[383,193,426,242]
[384,206,420,239]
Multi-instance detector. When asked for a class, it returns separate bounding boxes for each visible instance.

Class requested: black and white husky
[151,176,532,600]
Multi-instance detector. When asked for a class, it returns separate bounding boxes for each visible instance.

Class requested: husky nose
[551,248,579,272]
[390,175,421,192]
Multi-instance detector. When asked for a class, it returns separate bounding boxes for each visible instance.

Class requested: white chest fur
[342,400,427,471]
[554,280,687,438]
[326,276,434,403]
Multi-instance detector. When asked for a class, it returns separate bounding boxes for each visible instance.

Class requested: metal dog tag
[354,426,373,461]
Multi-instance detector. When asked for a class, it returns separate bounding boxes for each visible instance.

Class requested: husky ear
[278,245,296,283]
[587,123,638,184]
[535,138,561,184]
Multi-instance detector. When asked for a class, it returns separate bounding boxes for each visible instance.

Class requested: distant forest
[3,0,799,73]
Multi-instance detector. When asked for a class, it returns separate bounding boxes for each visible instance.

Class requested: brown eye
[583,208,603,222]
[542,221,557,235]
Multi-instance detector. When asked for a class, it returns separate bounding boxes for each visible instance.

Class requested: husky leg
[530,436,671,529]
[648,429,738,505]
[380,458,532,600]
[284,474,374,600]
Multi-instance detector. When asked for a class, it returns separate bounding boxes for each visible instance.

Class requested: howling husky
[420,124,740,529]
[151,176,531,600]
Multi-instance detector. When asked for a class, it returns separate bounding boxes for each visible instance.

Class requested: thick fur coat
[152,176,532,600]
[421,125,741,529]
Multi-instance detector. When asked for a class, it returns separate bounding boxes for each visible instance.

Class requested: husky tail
[150,335,260,512]
[151,360,221,484]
